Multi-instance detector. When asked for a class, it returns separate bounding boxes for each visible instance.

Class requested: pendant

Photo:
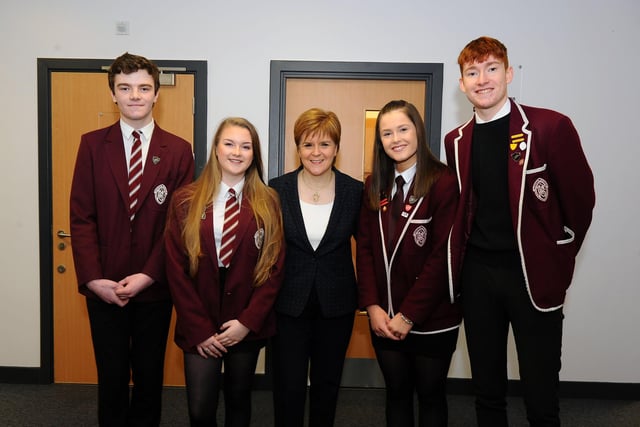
[312,191,320,203]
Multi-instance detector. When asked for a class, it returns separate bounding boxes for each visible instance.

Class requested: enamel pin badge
[510,133,527,165]
[380,195,389,212]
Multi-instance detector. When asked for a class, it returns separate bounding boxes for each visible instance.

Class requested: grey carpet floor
[0,383,638,426]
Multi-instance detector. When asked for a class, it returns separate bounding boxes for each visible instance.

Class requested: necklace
[301,170,334,203]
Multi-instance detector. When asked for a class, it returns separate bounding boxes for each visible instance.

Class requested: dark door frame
[266,60,444,388]
[267,60,444,180]
[12,58,207,384]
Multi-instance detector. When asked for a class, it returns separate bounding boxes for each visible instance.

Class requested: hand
[215,319,250,347]
[115,273,154,299]
[366,305,400,341]
[197,335,227,359]
[387,312,413,340]
[86,279,128,306]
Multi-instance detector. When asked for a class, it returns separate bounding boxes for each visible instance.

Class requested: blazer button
[226,291,232,296]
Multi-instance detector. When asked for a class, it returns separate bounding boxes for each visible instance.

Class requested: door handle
[57,230,71,238]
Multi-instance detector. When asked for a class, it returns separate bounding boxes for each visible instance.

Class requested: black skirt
[371,327,459,359]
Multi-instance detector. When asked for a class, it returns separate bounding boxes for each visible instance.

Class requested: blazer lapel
[507,100,531,228]
[314,168,343,253]
[201,198,253,269]
[201,204,219,269]
[104,124,130,209]
[388,181,419,260]
[286,169,315,252]
[454,118,474,199]
[385,197,424,271]
[227,196,255,265]
[137,126,166,211]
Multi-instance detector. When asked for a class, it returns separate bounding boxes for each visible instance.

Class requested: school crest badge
[254,228,265,250]
[154,184,168,205]
[532,178,549,202]
[413,225,427,247]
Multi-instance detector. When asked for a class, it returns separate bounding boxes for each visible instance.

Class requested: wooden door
[284,78,426,387]
[52,72,194,385]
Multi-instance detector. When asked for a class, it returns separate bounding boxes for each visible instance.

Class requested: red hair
[458,36,509,74]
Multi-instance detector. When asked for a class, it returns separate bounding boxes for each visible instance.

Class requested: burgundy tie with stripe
[128,131,143,221]
[219,189,239,267]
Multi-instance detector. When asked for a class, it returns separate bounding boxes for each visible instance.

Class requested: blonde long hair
[177,117,283,286]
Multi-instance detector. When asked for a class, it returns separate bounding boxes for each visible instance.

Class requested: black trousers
[86,298,173,427]
[461,249,564,427]
[271,302,355,427]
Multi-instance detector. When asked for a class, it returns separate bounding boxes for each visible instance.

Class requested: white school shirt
[121,120,155,170]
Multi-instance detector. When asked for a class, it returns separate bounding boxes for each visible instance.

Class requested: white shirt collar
[475,99,511,124]
[120,119,155,142]
[393,162,416,197]
[217,178,245,203]
[395,162,417,184]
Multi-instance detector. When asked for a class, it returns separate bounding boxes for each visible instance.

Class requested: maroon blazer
[70,122,195,301]
[165,186,285,353]
[356,170,462,334]
[445,99,595,311]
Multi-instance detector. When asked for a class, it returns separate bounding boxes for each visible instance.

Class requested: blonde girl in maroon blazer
[165,117,285,427]
[356,100,461,427]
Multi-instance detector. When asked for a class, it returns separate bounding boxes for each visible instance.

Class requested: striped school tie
[219,189,239,267]
[128,131,143,221]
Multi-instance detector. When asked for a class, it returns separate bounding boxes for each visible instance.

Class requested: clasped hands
[366,304,413,341]
[197,320,250,359]
[87,273,154,306]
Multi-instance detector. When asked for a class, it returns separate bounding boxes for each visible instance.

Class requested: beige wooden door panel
[52,72,194,385]
[284,79,425,385]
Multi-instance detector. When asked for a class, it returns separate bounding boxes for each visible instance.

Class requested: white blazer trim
[556,226,575,245]
[513,102,563,313]
[526,163,547,174]
[378,196,425,321]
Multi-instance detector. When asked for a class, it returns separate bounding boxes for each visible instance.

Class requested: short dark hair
[108,52,160,94]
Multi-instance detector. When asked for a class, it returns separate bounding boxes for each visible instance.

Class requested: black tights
[375,349,452,427]
[184,348,260,427]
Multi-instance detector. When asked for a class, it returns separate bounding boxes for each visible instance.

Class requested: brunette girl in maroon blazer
[165,117,285,426]
[357,100,461,427]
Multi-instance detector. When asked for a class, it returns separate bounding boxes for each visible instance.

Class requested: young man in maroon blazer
[445,37,595,427]
[70,52,194,426]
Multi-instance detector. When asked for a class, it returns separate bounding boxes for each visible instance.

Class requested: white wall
[1,0,638,383]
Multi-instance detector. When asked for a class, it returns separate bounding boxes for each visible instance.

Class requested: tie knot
[132,130,140,140]
[395,175,405,190]
[228,188,236,198]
